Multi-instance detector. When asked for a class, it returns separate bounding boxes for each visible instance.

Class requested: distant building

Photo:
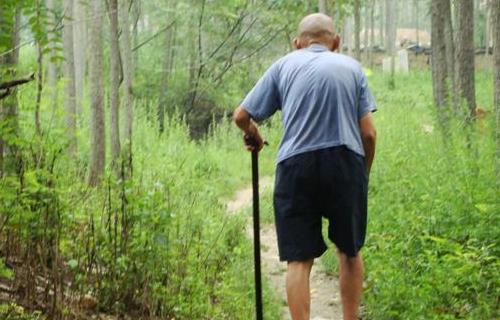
[358,28,431,48]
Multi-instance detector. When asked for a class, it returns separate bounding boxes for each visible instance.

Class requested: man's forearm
[362,137,376,174]
[233,106,257,135]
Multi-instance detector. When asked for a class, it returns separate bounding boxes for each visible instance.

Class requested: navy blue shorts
[273,145,368,261]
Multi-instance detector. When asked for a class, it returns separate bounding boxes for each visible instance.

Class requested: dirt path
[226,178,343,320]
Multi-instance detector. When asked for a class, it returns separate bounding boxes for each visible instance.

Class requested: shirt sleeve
[240,63,280,122]
[357,71,377,119]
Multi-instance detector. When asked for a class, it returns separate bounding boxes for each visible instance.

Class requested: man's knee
[337,250,363,268]
[287,259,314,274]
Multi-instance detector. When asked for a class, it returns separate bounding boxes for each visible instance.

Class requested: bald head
[294,13,339,51]
[298,13,335,39]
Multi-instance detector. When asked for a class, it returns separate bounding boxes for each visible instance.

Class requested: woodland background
[0,0,499,319]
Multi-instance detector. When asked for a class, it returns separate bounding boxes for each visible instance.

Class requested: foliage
[0,0,62,64]
[0,303,44,320]
[346,72,498,319]
[1,79,281,317]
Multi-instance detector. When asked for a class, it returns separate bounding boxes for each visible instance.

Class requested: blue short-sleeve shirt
[241,44,377,163]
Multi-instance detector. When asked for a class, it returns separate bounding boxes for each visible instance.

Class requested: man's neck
[307,42,330,50]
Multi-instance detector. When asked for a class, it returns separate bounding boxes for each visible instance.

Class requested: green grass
[2,88,283,318]
[362,72,499,319]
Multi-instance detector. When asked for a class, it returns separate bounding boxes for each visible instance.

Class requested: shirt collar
[306,43,329,52]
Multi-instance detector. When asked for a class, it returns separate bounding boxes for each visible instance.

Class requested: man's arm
[233,106,264,152]
[359,112,376,174]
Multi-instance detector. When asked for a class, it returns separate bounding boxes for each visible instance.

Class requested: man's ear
[331,34,340,52]
[293,37,302,50]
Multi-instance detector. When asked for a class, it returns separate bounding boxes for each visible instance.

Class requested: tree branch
[132,20,176,52]
[0,73,35,100]
[0,73,35,90]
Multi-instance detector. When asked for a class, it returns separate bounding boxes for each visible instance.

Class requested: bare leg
[337,250,364,320]
[286,259,314,320]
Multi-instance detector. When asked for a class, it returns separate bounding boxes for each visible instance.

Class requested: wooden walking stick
[245,135,264,320]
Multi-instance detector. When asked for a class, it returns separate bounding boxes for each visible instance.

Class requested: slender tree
[385,0,396,86]
[344,17,353,55]
[484,0,491,57]
[73,0,87,115]
[121,0,134,175]
[493,0,500,165]
[0,6,21,175]
[159,19,175,133]
[414,0,420,45]
[443,0,456,109]
[46,0,58,110]
[88,0,105,186]
[132,0,141,75]
[378,0,384,47]
[455,0,476,119]
[108,0,121,166]
[319,0,327,14]
[159,0,175,134]
[34,0,44,137]
[354,0,361,61]
[63,0,77,154]
[431,0,453,123]
[369,0,375,67]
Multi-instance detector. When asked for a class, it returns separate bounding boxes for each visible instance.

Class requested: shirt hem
[276,142,365,164]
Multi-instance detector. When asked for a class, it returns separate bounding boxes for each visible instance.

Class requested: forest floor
[226,177,343,320]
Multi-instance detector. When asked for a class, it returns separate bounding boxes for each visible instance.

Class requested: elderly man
[233,13,377,320]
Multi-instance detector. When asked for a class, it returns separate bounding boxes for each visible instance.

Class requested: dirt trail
[226,178,343,320]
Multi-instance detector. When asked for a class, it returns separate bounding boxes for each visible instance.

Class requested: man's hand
[233,106,265,152]
[359,112,376,174]
[243,124,264,152]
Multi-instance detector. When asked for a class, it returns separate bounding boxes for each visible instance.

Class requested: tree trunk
[344,17,353,56]
[369,0,375,67]
[443,0,457,109]
[354,0,361,61]
[431,0,449,109]
[385,0,396,85]
[484,0,491,56]
[121,0,134,177]
[73,0,87,116]
[63,0,77,155]
[88,0,105,186]
[159,18,175,134]
[492,0,500,165]
[379,0,384,47]
[35,2,43,137]
[385,0,390,52]
[414,0,420,44]
[455,0,476,119]
[318,0,327,14]
[0,7,21,175]
[363,0,370,63]
[108,0,121,166]
[46,0,58,110]
[132,1,141,76]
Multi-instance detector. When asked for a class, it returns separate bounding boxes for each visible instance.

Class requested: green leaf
[67,259,78,269]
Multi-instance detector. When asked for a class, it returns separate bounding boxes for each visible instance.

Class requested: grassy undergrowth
[2,90,282,318]
[361,72,499,319]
